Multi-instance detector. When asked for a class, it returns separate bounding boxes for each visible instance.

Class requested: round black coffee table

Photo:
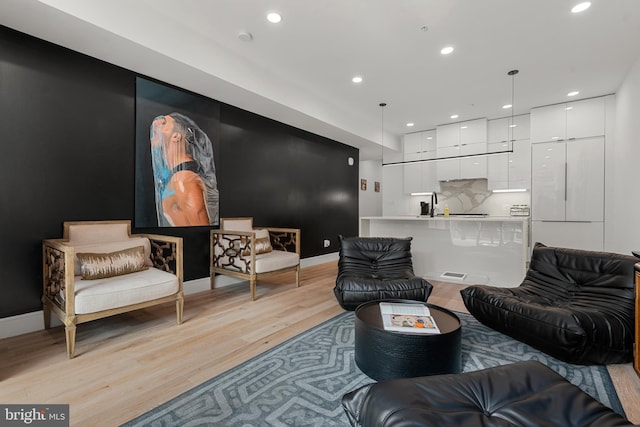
[354,299,462,381]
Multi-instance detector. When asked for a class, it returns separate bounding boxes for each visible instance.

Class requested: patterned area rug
[122,311,625,426]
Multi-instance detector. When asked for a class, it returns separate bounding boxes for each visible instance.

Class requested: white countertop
[361,215,530,222]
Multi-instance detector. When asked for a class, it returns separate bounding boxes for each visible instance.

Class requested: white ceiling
[2,0,640,160]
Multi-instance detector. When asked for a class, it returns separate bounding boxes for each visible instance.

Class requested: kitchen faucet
[430,192,438,217]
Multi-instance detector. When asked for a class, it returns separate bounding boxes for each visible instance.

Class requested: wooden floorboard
[1,261,638,425]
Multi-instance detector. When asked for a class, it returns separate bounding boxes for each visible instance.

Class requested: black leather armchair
[333,236,432,311]
[461,243,637,365]
[342,361,636,427]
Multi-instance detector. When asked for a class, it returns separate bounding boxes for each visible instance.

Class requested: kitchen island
[360,216,530,288]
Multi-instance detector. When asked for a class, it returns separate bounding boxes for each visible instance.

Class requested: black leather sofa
[333,236,432,311]
[342,361,636,427]
[461,243,637,365]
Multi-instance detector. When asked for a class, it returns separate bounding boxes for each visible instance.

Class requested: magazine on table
[379,302,440,334]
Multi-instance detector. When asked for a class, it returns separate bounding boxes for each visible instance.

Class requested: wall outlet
[323,239,330,248]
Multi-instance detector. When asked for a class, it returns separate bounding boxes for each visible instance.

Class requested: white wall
[359,160,383,216]
[605,55,640,254]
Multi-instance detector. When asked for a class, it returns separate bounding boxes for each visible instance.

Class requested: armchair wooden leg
[65,323,76,359]
[176,296,184,324]
[210,272,216,290]
[250,278,257,301]
[296,265,300,288]
[43,301,51,330]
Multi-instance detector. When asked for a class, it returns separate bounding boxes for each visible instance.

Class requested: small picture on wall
[375,181,380,192]
[361,179,367,191]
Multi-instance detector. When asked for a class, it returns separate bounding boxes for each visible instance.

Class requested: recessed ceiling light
[267,12,282,23]
[426,136,433,140]
[571,2,591,13]
[509,124,517,128]
[567,91,580,97]
[450,114,459,119]
[502,104,512,109]
[460,126,468,129]
[352,76,363,83]
[406,122,415,127]
[441,46,454,55]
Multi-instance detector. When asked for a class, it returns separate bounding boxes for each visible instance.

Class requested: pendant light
[507,69,519,147]
[379,102,386,165]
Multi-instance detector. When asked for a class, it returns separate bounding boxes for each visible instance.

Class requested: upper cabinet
[436,118,488,180]
[530,97,605,143]
[487,114,531,190]
[488,114,530,143]
[403,130,438,193]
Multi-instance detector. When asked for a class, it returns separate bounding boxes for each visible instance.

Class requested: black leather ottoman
[342,361,636,427]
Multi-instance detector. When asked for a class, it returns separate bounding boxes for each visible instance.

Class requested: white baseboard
[0,253,339,340]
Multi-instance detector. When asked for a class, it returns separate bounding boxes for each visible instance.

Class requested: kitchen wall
[606,54,640,254]
[359,160,383,217]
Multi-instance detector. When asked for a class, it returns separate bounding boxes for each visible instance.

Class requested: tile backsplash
[414,179,530,216]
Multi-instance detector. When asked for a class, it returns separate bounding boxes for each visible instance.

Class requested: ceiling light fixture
[571,2,591,13]
[267,12,282,23]
[406,122,415,127]
[450,114,459,119]
[567,90,580,97]
[502,104,512,109]
[352,76,363,83]
[441,46,454,55]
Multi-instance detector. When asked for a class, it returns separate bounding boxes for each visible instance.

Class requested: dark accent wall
[0,25,359,318]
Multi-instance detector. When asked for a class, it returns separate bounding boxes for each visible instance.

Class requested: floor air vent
[441,271,467,280]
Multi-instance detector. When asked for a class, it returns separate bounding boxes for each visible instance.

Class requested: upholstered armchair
[210,217,300,300]
[42,220,183,358]
[334,236,433,310]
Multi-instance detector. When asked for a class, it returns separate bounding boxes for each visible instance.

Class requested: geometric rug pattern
[122,310,625,426]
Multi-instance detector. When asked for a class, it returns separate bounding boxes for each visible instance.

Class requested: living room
[2,1,640,426]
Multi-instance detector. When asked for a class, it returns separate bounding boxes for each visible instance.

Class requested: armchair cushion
[243,228,273,255]
[71,237,152,275]
[255,250,299,274]
[77,245,149,280]
[71,268,179,315]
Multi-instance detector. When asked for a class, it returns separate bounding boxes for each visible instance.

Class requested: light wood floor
[1,262,639,426]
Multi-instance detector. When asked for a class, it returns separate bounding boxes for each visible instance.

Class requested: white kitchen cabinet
[566,97,605,140]
[488,114,530,144]
[531,137,603,221]
[531,137,604,250]
[508,139,531,189]
[531,97,605,143]
[487,139,531,190]
[436,124,460,148]
[403,130,438,193]
[436,118,487,180]
[460,142,487,179]
[459,119,488,145]
[435,146,460,181]
[530,103,567,143]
